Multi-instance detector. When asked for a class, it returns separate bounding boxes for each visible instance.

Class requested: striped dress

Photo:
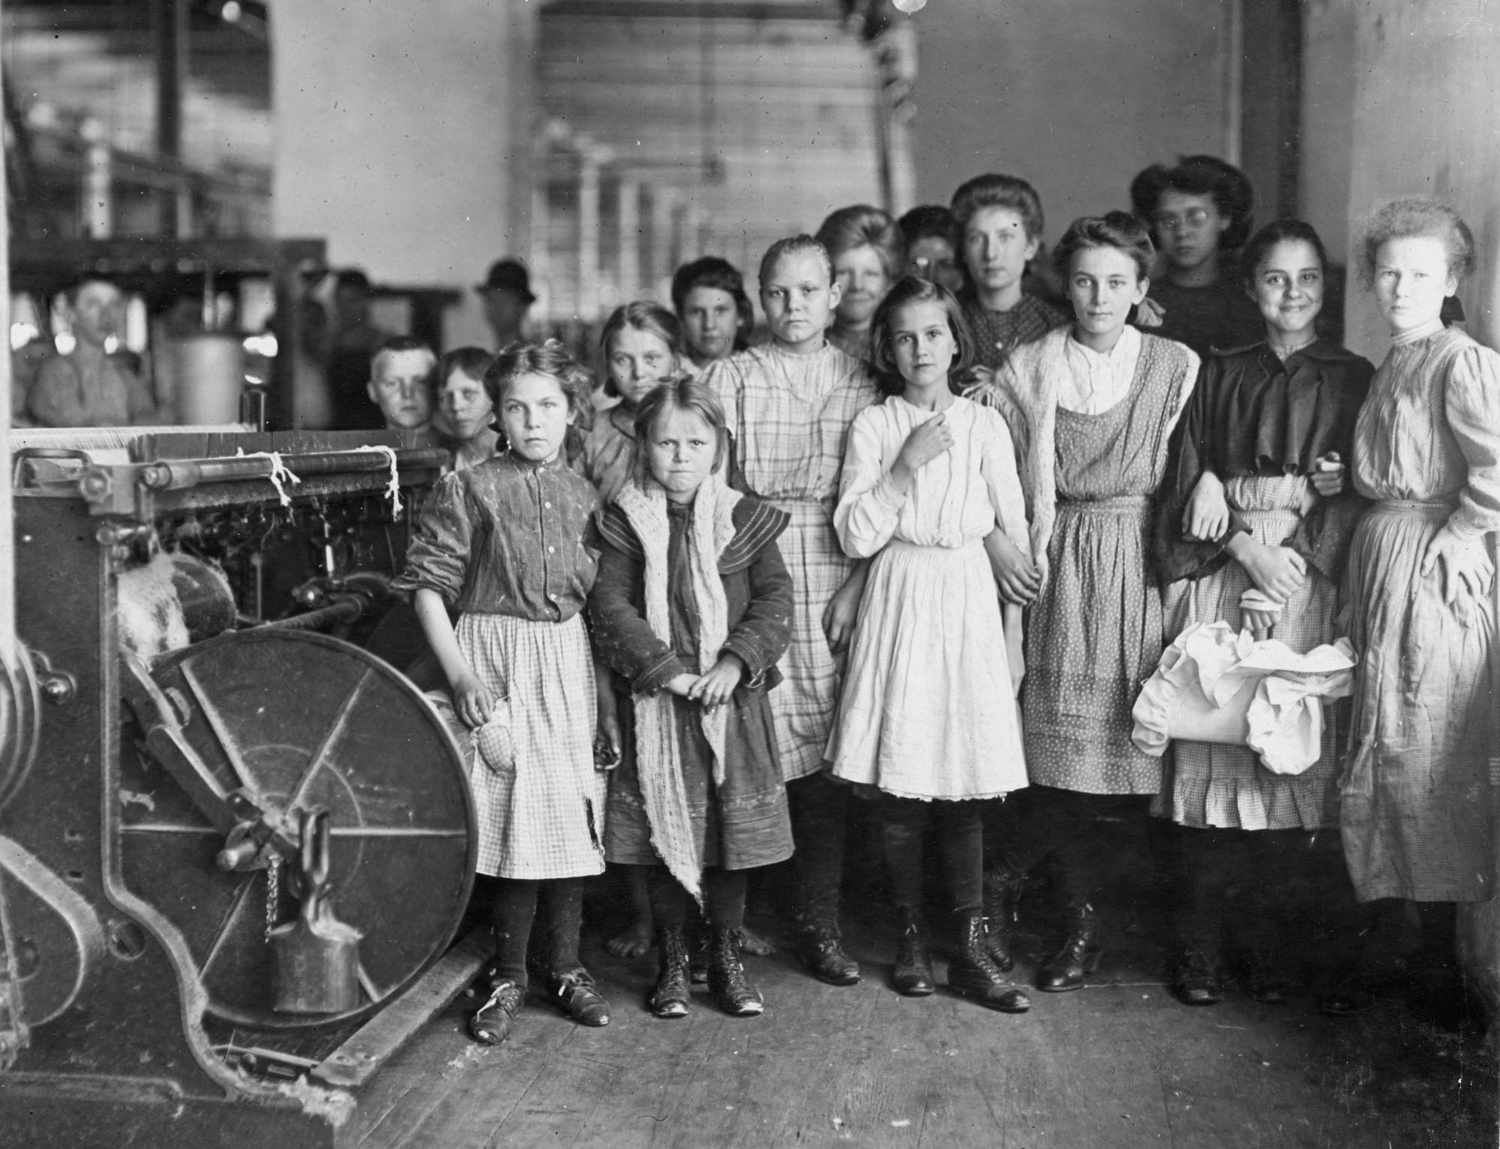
[701,342,879,781]
[1342,322,1500,903]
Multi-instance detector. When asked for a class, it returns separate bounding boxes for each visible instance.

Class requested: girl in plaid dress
[1153,220,1373,1006]
[701,235,879,986]
[398,342,615,1047]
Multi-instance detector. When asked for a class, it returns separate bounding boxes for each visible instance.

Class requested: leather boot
[982,864,1025,972]
[1039,900,1103,992]
[948,913,1030,1013]
[708,924,764,1017]
[798,914,860,986]
[1173,944,1224,1006]
[892,907,935,996]
[650,926,692,1019]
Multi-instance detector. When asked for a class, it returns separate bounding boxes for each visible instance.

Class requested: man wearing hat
[477,259,536,349]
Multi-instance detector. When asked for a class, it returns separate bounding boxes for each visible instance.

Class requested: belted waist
[1057,494,1151,516]
[1373,498,1457,517]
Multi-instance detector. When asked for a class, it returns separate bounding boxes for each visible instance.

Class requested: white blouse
[834,394,1030,558]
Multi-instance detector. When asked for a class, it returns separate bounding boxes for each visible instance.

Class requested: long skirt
[605,687,794,871]
[1155,478,1342,830]
[455,612,606,880]
[1024,498,1165,794]
[827,539,1027,800]
[1341,501,1496,903]
[770,498,856,782]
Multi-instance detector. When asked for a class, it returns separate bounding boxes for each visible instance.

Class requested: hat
[477,259,536,303]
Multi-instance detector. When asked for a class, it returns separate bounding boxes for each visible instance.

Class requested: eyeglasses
[1152,208,1214,233]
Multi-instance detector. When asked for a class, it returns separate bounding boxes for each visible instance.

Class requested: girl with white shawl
[588,379,795,1019]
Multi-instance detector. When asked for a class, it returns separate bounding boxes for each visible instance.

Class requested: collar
[1392,318,1446,346]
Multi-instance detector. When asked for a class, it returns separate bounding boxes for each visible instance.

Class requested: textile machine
[0,427,481,1147]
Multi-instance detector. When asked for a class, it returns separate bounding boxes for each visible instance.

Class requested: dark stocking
[935,801,984,916]
[788,772,849,923]
[539,878,584,973]
[706,868,748,932]
[880,795,929,910]
[489,877,539,988]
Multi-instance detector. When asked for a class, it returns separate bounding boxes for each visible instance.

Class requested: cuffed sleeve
[834,407,908,558]
[976,406,1030,552]
[1443,343,1500,540]
[393,473,474,605]
[586,524,684,693]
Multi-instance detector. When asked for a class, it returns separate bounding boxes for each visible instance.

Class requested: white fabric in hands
[1131,621,1356,775]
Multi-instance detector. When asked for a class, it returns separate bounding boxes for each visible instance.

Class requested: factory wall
[908,0,1231,246]
[270,0,538,348]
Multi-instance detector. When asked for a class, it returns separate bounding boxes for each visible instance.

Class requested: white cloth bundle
[1131,621,1357,775]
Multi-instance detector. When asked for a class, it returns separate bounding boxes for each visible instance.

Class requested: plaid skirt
[454,612,607,880]
[769,498,856,782]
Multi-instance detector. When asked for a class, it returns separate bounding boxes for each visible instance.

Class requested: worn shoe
[651,927,692,1019]
[709,925,764,1017]
[799,923,861,986]
[470,979,525,1045]
[892,908,935,997]
[982,865,1025,972]
[948,914,1030,1013]
[1173,947,1224,1006]
[1039,905,1104,993]
[547,967,611,1027]
[1319,976,1375,1017]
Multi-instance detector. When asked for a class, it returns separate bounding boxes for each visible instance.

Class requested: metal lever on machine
[118,653,298,868]
[269,807,363,1015]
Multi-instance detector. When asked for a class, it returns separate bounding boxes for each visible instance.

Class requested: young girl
[1129,155,1262,358]
[396,341,612,1046]
[815,205,905,361]
[701,235,879,986]
[582,303,688,506]
[827,276,1031,1012]
[949,174,1068,376]
[969,213,1200,992]
[1153,220,1373,1006]
[1340,197,1499,1016]
[672,257,756,368]
[433,346,498,472]
[589,378,795,1018]
[897,205,965,295]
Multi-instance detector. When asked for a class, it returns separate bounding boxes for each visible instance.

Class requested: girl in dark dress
[1153,219,1373,1006]
[589,378,796,1018]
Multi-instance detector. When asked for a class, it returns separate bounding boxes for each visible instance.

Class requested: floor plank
[346,905,1495,1149]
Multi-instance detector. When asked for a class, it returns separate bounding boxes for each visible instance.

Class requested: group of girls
[394,150,1499,1047]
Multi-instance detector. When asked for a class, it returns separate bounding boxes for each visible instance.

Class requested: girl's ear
[827,279,845,309]
[1133,276,1150,305]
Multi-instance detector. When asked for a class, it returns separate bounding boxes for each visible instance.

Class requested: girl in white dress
[827,276,1032,1011]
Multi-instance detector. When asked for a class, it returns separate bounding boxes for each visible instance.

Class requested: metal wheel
[118,628,475,1029]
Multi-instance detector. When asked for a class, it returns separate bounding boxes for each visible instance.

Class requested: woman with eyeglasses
[1129,155,1264,359]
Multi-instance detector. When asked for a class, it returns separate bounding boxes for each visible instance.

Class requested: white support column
[577,143,603,321]
[617,176,640,298]
[80,118,112,239]
[651,188,677,293]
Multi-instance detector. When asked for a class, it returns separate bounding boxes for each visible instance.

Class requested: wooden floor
[350,909,1497,1149]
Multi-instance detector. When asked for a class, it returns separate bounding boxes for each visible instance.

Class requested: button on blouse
[395,451,601,621]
